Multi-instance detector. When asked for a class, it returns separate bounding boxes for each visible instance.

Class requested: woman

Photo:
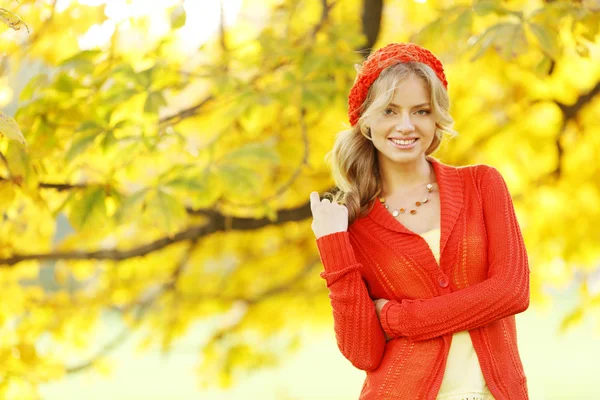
[309,43,530,400]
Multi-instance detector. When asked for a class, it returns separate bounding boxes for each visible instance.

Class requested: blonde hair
[322,62,458,226]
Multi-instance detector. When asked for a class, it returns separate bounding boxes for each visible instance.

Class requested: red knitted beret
[348,42,448,126]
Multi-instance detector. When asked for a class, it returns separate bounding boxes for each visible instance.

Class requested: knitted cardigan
[315,156,530,400]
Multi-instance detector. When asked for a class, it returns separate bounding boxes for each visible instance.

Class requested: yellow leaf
[0,111,27,145]
[0,8,29,32]
[92,358,113,377]
[0,180,17,208]
[559,307,584,334]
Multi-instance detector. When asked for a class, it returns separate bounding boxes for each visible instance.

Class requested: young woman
[309,43,530,400]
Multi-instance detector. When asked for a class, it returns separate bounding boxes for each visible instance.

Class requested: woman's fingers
[310,192,319,207]
[310,191,334,209]
[309,191,320,212]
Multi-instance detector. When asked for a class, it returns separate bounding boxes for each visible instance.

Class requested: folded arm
[380,166,531,342]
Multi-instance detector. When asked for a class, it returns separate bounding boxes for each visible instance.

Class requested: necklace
[378,183,434,216]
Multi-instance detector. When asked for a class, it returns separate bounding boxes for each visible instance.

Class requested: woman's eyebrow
[388,102,431,109]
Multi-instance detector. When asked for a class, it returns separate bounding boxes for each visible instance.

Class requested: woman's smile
[388,137,419,149]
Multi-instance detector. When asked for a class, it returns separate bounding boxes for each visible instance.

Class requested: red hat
[348,43,448,126]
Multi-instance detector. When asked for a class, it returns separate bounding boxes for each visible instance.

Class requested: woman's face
[367,74,437,166]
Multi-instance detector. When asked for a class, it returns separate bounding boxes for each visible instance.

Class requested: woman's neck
[379,157,435,197]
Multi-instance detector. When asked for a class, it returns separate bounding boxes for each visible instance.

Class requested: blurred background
[0,0,599,399]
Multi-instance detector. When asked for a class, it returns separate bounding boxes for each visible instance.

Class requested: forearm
[380,269,529,341]
[317,231,386,371]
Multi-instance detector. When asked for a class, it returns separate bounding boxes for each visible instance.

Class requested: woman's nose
[395,114,415,132]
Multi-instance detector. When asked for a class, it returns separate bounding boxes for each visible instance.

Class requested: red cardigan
[315,156,530,400]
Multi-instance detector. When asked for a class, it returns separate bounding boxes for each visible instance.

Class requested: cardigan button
[437,275,449,288]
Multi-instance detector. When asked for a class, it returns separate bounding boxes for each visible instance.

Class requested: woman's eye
[416,110,431,115]
[383,108,395,115]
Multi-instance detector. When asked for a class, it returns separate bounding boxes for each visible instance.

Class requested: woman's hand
[373,298,392,341]
[309,191,349,239]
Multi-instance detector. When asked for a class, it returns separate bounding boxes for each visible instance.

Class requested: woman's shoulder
[443,162,509,196]
[429,156,494,176]
[457,163,511,198]
[452,162,502,181]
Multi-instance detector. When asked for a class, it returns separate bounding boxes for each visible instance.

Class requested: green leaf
[533,54,554,76]
[101,130,117,153]
[453,9,474,41]
[170,4,187,30]
[68,187,107,231]
[164,176,208,193]
[528,22,560,60]
[148,188,187,234]
[138,68,154,90]
[111,120,134,130]
[222,142,280,165]
[108,63,138,84]
[472,0,509,16]
[0,111,26,145]
[5,141,32,183]
[55,73,82,93]
[77,120,103,133]
[470,24,504,61]
[59,50,102,73]
[161,167,223,206]
[410,19,444,48]
[217,164,261,197]
[500,23,527,60]
[20,74,50,101]
[469,22,527,61]
[66,132,98,162]
[144,91,167,114]
[104,87,139,106]
[114,188,149,224]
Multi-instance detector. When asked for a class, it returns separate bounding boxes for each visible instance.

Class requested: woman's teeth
[390,138,416,145]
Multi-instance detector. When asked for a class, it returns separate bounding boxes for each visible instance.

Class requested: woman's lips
[388,138,418,150]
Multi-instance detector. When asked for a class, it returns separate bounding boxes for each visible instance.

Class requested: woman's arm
[316,231,387,371]
[380,166,530,342]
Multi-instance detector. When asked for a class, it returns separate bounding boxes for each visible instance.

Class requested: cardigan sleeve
[380,165,530,342]
[315,231,387,371]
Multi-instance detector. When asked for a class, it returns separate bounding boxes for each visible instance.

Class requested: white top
[418,228,495,400]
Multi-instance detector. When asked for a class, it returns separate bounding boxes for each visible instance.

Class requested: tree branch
[311,0,336,37]
[0,195,340,267]
[555,81,600,120]
[551,80,600,179]
[0,150,13,179]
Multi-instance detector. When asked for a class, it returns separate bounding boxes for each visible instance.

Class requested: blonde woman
[309,43,530,400]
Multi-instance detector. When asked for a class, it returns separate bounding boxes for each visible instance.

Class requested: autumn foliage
[0,0,599,398]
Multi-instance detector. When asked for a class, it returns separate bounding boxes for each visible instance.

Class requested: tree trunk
[359,0,383,58]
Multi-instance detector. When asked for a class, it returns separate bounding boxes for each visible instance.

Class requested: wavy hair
[322,61,458,226]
